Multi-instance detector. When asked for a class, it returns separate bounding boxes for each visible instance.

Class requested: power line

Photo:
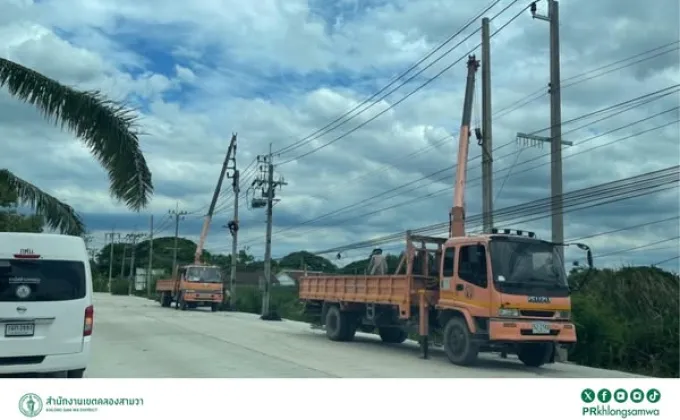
[250,42,680,210]
[595,236,680,259]
[493,41,680,119]
[651,255,680,268]
[275,1,531,165]
[237,100,678,247]
[272,0,510,157]
[310,165,679,255]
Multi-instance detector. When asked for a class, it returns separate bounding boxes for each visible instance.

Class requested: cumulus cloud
[0,0,678,271]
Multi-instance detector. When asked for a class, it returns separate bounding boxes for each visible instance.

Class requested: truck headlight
[498,308,520,317]
[558,310,571,320]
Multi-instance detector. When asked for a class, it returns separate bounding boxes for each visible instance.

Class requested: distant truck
[156,264,224,311]
[298,55,593,368]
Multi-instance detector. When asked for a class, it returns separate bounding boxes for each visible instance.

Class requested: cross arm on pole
[516,132,573,147]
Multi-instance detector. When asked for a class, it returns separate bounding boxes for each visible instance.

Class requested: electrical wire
[275,1,532,165]
[651,255,680,267]
[238,101,679,247]
[272,0,510,157]
[311,165,679,254]
[492,40,680,119]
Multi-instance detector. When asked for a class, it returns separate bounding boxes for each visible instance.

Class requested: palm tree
[0,58,154,236]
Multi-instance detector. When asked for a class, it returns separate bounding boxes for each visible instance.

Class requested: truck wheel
[178,293,187,311]
[443,317,479,366]
[378,327,407,344]
[325,306,354,342]
[211,303,218,312]
[518,343,551,367]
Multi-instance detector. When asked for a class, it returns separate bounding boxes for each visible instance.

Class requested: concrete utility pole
[126,232,146,295]
[531,0,564,259]
[105,230,120,293]
[481,17,494,233]
[147,215,154,298]
[169,204,188,273]
[251,144,287,320]
[119,237,128,282]
[226,139,240,309]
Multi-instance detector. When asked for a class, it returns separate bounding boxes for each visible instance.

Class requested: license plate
[531,322,551,334]
[5,323,35,337]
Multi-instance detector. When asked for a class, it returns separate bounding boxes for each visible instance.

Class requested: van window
[0,259,87,302]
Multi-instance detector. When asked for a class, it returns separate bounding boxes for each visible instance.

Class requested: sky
[1,0,679,272]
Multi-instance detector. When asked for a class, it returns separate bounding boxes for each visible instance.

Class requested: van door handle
[455,284,464,291]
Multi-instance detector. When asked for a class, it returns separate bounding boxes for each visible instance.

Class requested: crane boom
[450,55,480,238]
[194,133,237,264]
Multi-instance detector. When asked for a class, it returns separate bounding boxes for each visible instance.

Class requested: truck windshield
[185,266,221,283]
[489,237,567,288]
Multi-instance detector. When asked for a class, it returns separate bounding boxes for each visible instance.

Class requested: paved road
[87,293,642,378]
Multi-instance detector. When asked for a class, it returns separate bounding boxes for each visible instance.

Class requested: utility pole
[169,204,188,275]
[226,139,240,310]
[126,232,145,295]
[481,17,494,233]
[250,144,287,320]
[531,0,564,260]
[120,237,128,282]
[147,215,154,298]
[105,230,120,293]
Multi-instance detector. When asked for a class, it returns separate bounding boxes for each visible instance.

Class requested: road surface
[87,293,642,378]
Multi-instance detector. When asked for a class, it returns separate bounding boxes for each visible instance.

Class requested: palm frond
[0,58,153,210]
[0,169,86,236]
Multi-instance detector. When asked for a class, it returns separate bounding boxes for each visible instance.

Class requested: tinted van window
[0,259,86,302]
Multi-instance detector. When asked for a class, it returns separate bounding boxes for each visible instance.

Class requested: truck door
[439,244,491,317]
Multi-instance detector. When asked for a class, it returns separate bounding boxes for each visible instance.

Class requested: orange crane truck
[298,56,593,367]
[156,134,238,311]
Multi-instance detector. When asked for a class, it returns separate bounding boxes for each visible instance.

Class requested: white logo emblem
[16,285,31,299]
[18,393,43,417]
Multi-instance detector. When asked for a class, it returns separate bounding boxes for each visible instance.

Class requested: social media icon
[581,388,596,403]
[646,389,661,403]
[614,389,628,403]
[630,389,645,403]
[597,388,612,403]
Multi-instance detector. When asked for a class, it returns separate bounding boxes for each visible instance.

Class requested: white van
[0,233,93,378]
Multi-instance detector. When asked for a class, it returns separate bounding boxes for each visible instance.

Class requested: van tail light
[84,305,94,337]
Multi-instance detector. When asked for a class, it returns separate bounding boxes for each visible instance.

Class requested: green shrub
[92,275,108,293]
[109,278,130,296]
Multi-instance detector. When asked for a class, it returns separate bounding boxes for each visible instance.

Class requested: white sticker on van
[15,284,31,299]
[9,277,41,284]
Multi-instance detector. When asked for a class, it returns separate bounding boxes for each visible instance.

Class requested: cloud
[1,0,678,272]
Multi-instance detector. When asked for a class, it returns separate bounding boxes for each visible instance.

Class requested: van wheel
[518,343,551,367]
[67,369,85,378]
[443,317,479,366]
[325,306,355,342]
[378,327,407,344]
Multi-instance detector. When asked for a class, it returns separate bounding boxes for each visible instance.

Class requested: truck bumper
[183,293,223,303]
[488,318,577,343]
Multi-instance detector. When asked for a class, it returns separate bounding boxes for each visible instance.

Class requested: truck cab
[157,264,224,311]
[436,229,578,366]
